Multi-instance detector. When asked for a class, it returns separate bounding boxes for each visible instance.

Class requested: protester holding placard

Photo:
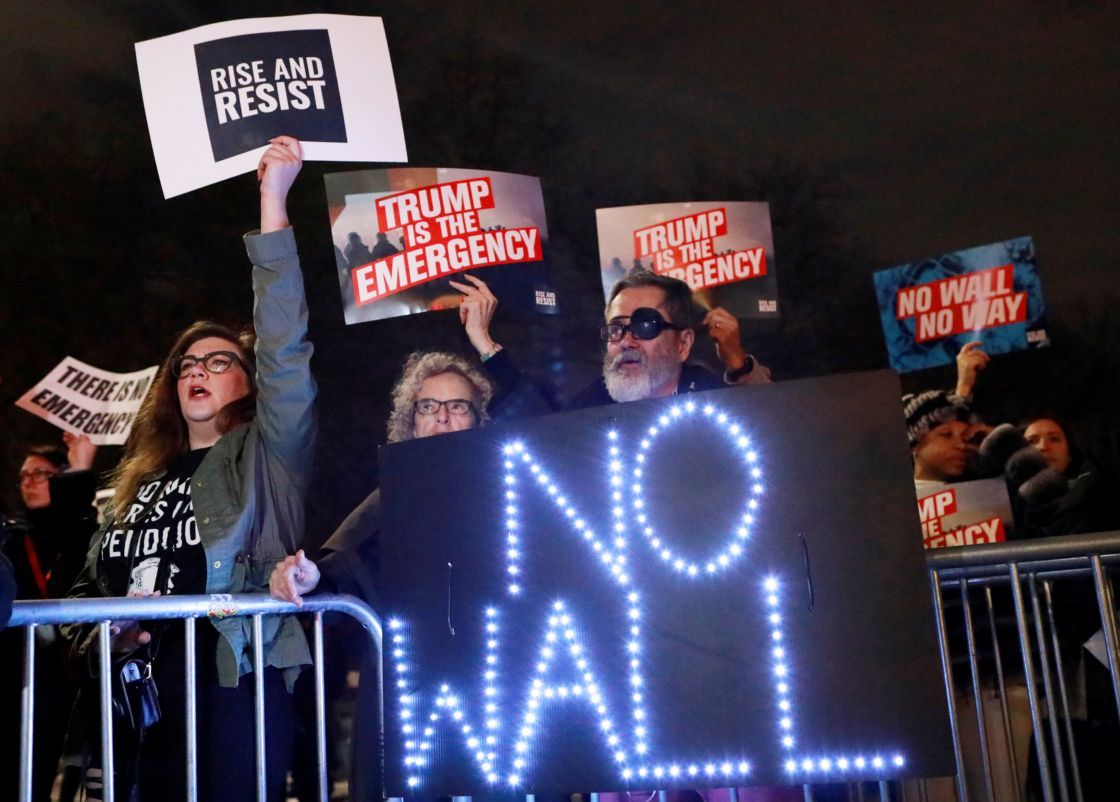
[569,270,771,410]
[62,136,316,802]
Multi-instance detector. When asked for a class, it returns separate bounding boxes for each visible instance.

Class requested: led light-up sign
[380,371,953,795]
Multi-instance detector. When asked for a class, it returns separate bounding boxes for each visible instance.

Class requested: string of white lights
[391,402,904,790]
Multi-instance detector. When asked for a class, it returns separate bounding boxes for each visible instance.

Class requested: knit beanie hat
[902,390,976,447]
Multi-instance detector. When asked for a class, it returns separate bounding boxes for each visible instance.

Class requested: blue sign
[872,237,1049,373]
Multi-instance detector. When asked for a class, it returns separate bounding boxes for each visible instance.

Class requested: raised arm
[245,136,317,482]
[703,306,772,385]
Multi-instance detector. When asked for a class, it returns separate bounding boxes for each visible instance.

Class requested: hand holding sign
[703,307,748,372]
[135,14,406,198]
[16,357,159,446]
[450,274,499,357]
[258,135,302,232]
[63,432,97,471]
[954,340,990,399]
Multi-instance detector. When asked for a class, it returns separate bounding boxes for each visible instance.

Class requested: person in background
[62,135,316,802]
[1,434,99,802]
[0,550,14,627]
[569,270,770,409]
[270,349,493,802]
[902,389,979,494]
[1018,415,1117,537]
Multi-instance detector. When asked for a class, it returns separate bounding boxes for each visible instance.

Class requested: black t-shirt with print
[98,448,210,597]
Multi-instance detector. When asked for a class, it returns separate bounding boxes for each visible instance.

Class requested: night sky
[2,1,1118,537]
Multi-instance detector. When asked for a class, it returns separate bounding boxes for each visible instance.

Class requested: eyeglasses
[172,351,246,378]
[19,468,58,485]
[599,307,684,343]
[414,398,475,416]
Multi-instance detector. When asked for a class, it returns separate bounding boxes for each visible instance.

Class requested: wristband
[481,344,503,363]
[725,355,755,382]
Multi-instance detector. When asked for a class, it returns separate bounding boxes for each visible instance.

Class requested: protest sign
[135,14,406,198]
[15,357,158,446]
[595,202,778,318]
[873,237,1049,373]
[916,478,1013,549]
[380,371,952,794]
[324,168,557,324]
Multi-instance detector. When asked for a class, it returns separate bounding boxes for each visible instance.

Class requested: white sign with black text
[135,14,407,197]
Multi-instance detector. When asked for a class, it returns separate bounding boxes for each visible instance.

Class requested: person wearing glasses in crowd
[569,270,770,409]
[270,349,493,802]
[62,136,315,802]
[1,434,99,802]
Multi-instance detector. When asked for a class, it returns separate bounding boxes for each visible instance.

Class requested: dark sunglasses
[600,307,684,343]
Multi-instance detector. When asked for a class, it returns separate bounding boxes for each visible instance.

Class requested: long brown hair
[109,321,256,511]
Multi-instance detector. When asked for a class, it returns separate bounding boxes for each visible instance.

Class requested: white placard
[135,14,407,198]
[15,357,159,446]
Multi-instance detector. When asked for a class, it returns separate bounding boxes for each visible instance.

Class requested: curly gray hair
[385,351,494,443]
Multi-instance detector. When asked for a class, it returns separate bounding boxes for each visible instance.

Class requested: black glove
[978,423,1028,475]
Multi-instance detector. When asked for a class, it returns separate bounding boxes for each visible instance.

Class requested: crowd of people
[903,339,1118,539]
[1,134,1116,802]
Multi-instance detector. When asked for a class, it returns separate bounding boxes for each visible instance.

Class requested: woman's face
[19,455,58,509]
[412,372,478,439]
[1025,418,1072,474]
[175,336,252,433]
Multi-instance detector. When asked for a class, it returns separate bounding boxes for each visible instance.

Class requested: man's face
[602,286,695,402]
[412,372,478,439]
[912,420,971,482]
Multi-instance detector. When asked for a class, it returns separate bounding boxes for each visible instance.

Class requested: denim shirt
[66,226,317,689]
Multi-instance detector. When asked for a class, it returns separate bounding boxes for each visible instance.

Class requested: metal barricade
[9,533,1120,802]
[9,593,381,802]
[925,530,1120,802]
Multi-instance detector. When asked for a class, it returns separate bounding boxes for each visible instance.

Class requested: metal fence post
[1008,563,1055,802]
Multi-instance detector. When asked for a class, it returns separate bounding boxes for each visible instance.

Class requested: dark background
[2,1,1118,546]
[380,372,953,793]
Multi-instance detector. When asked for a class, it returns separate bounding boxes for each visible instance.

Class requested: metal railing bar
[314,612,328,802]
[925,532,1120,571]
[1009,563,1054,802]
[19,623,37,802]
[1028,575,1070,802]
[960,579,994,801]
[929,569,968,801]
[252,613,267,802]
[1042,581,1084,802]
[186,617,199,802]
[983,586,1020,802]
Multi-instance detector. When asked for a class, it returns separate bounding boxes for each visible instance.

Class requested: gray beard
[603,350,679,403]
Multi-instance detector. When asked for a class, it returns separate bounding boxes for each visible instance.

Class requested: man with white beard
[568,271,770,409]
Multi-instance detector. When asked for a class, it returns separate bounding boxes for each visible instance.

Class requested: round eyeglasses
[172,351,247,378]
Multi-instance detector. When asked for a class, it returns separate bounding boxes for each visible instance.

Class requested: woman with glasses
[63,136,316,802]
[1,435,99,802]
[270,350,492,802]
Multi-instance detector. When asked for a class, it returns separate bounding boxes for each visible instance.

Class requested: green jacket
[66,226,317,689]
